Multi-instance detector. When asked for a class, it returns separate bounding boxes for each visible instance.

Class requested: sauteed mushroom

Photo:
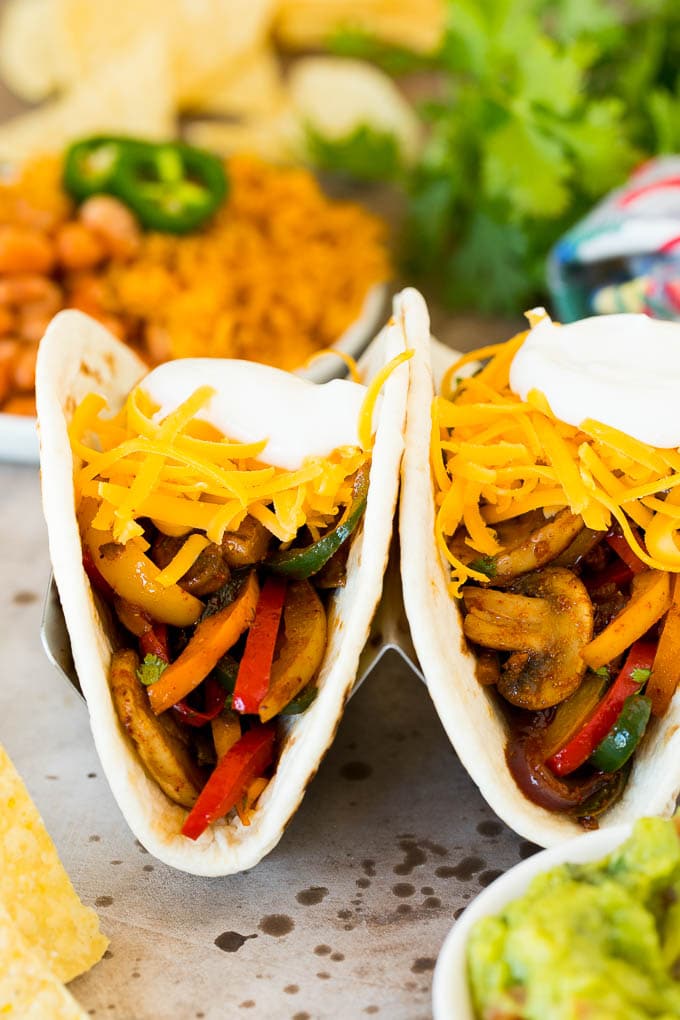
[462,567,594,710]
[152,533,231,597]
[475,508,584,586]
[221,515,270,567]
[110,649,203,808]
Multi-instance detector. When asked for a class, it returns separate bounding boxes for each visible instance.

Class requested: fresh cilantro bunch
[330,0,680,312]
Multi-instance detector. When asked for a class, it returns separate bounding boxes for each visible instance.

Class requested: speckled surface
[0,463,534,1019]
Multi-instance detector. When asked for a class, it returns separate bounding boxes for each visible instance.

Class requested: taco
[400,292,680,846]
[36,301,410,875]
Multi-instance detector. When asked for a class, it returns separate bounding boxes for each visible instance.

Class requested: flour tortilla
[398,288,680,847]
[36,302,409,876]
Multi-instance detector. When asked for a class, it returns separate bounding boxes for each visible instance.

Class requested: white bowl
[432,823,631,1020]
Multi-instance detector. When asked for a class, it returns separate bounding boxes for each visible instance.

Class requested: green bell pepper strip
[588,694,652,772]
[280,684,318,715]
[112,141,227,233]
[62,135,141,201]
[267,462,370,579]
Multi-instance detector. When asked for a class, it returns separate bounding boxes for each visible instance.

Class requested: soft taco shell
[398,288,680,847]
[36,304,409,875]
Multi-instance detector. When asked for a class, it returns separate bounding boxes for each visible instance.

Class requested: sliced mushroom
[152,533,231,596]
[221,515,270,567]
[462,566,594,710]
[474,509,585,585]
[110,649,203,808]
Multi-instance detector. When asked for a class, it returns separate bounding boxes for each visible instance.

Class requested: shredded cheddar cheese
[70,382,373,551]
[358,349,413,451]
[433,331,680,595]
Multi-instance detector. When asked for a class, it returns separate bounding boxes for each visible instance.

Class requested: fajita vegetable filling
[432,318,680,827]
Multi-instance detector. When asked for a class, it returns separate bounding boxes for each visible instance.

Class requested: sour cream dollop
[509,311,680,448]
[140,358,367,470]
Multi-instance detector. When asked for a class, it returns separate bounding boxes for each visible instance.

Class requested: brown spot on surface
[110,860,122,866]
[296,886,328,906]
[330,952,344,962]
[95,896,113,908]
[419,838,448,857]
[479,869,504,887]
[477,820,503,837]
[343,923,354,931]
[46,775,59,781]
[396,903,412,915]
[13,590,37,604]
[519,840,540,859]
[424,897,441,909]
[421,886,434,895]
[239,1003,255,1009]
[361,859,376,877]
[88,835,100,842]
[356,877,370,889]
[394,838,426,875]
[284,985,299,995]
[392,882,415,898]
[293,1013,310,1020]
[132,972,140,979]
[134,840,149,854]
[337,909,352,920]
[340,761,373,781]
[143,864,154,872]
[214,931,258,953]
[317,972,331,980]
[454,906,465,919]
[364,1008,379,1015]
[314,944,331,956]
[412,957,436,974]
[103,950,113,960]
[436,856,484,881]
[259,914,294,937]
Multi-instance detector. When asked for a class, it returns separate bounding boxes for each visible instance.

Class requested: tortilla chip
[0,34,174,162]
[0,0,64,102]
[0,902,88,1019]
[0,743,108,983]
[187,45,285,118]
[274,0,447,54]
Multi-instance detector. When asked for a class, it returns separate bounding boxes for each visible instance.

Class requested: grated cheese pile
[433,333,680,596]
[69,348,411,575]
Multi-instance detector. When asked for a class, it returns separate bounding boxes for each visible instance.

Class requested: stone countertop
[0,463,533,1020]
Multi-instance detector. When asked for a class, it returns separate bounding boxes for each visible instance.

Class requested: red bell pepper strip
[606,533,646,574]
[82,547,115,601]
[585,559,634,594]
[546,640,656,776]
[139,623,170,663]
[173,675,226,728]
[181,723,276,840]
[232,576,287,715]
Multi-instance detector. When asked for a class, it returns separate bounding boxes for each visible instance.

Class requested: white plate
[432,823,632,1020]
[0,282,388,465]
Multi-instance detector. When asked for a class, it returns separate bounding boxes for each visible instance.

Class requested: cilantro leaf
[468,553,498,578]
[594,666,610,678]
[631,667,652,684]
[137,654,168,686]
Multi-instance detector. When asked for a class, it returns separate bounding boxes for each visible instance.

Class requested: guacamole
[467,817,680,1020]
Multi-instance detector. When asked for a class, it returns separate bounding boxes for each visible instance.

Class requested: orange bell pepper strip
[149,571,259,715]
[232,576,287,715]
[582,569,671,671]
[648,574,680,717]
[181,723,275,840]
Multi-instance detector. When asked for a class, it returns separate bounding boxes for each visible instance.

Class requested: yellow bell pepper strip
[181,723,275,840]
[648,575,680,717]
[81,519,203,627]
[258,580,326,723]
[211,710,242,759]
[236,777,269,826]
[149,571,259,715]
[582,570,672,671]
[232,576,287,715]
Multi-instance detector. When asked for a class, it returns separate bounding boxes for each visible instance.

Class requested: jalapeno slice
[63,135,140,201]
[112,142,227,233]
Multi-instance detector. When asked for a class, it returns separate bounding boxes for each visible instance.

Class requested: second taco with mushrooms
[400,292,680,846]
[37,299,410,875]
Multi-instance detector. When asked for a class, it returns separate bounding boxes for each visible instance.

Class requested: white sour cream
[509,311,680,448]
[139,358,367,470]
